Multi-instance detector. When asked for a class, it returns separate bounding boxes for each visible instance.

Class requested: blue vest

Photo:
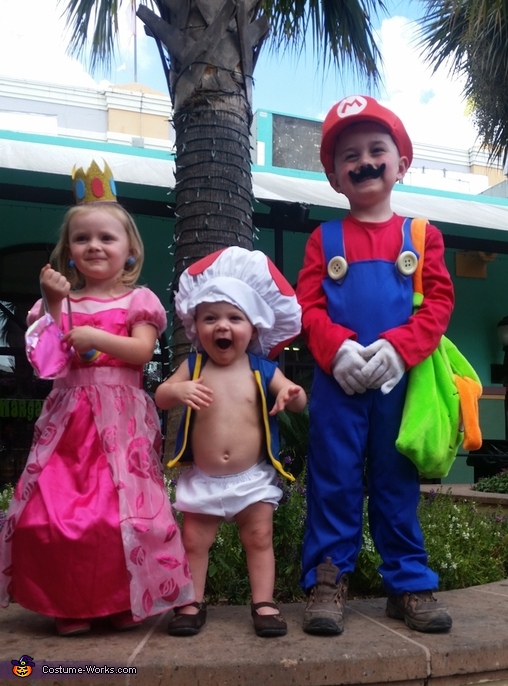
[168,352,294,481]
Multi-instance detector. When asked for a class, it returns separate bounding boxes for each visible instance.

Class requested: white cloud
[0,0,161,90]
[0,0,98,88]
[376,16,477,149]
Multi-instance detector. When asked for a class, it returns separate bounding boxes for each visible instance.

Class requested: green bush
[473,468,508,494]
[419,490,508,589]
[0,484,14,512]
[0,483,14,531]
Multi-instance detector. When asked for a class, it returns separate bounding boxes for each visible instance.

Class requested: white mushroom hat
[175,246,302,358]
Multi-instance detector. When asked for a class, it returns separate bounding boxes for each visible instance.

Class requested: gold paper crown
[71,159,117,205]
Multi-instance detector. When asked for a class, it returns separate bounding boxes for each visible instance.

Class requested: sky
[0,0,478,149]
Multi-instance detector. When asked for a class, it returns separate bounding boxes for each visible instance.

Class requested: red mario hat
[320,95,413,176]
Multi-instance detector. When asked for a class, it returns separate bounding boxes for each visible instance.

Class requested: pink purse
[25,295,74,379]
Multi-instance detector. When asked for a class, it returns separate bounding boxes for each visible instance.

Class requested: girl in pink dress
[0,186,194,636]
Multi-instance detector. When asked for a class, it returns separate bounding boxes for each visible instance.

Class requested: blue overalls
[301,219,439,594]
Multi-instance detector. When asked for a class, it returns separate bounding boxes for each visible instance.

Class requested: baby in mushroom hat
[155,246,307,639]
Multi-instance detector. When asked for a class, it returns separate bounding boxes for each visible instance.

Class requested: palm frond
[418,0,508,164]
[262,0,388,85]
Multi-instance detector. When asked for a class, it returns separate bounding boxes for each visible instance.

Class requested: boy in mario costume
[296,95,454,635]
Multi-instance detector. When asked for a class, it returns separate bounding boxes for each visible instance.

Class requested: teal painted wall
[446,251,508,379]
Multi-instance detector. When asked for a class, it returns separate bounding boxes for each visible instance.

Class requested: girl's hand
[176,378,214,411]
[62,326,99,353]
[269,384,304,415]
[40,264,70,306]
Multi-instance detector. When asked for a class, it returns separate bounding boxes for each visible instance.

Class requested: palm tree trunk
[171,94,254,361]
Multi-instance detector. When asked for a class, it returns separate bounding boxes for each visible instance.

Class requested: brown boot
[302,557,348,635]
[386,591,452,632]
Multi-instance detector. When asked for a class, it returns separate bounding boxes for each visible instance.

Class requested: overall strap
[320,219,345,264]
[410,217,429,297]
[167,352,203,467]
[400,217,417,256]
[188,351,204,380]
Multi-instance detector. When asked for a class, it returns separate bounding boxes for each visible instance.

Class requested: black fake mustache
[348,163,386,182]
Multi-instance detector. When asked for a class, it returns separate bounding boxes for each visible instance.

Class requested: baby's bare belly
[191,418,264,476]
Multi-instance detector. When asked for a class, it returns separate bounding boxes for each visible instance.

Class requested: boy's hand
[40,264,70,305]
[332,339,368,395]
[362,339,405,394]
[269,384,304,415]
[173,378,214,411]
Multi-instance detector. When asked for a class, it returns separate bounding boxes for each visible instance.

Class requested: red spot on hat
[267,258,295,297]
[188,249,226,276]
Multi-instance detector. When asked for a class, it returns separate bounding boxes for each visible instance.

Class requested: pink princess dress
[0,288,194,621]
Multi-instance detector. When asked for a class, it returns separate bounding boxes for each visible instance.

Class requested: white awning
[251,172,508,233]
[2,134,508,234]
[0,136,174,188]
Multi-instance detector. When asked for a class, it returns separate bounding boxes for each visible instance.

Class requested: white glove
[362,339,405,395]
[331,339,368,395]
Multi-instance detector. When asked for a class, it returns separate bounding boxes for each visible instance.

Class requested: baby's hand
[40,264,70,305]
[269,385,304,415]
[177,378,214,411]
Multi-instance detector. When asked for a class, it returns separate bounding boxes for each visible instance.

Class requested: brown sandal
[167,602,207,636]
[251,602,287,637]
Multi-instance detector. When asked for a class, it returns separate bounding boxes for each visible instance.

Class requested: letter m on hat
[338,95,368,119]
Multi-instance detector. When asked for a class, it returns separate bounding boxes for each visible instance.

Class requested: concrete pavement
[1,578,508,686]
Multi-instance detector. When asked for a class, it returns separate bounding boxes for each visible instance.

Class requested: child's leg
[236,501,278,615]
[178,511,221,614]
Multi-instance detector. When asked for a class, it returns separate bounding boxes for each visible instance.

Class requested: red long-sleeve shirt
[296,214,454,374]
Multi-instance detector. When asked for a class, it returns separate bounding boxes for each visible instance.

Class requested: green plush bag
[396,334,465,478]
[395,219,482,479]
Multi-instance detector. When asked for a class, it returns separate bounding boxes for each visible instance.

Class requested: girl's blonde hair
[51,204,145,290]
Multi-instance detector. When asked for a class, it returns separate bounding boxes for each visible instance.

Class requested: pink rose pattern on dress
[127,415,137,437]
[130,546,146,565]
[164,525,178,543]
[159,578,180,603]
[21,482,35,503]
[2,515,16,543]
[101,426,117,454]
[38,424,57,446]
[158,555,181,570]
[142,589,153,616]
[114,394,126,414]
[127,437,152,479]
